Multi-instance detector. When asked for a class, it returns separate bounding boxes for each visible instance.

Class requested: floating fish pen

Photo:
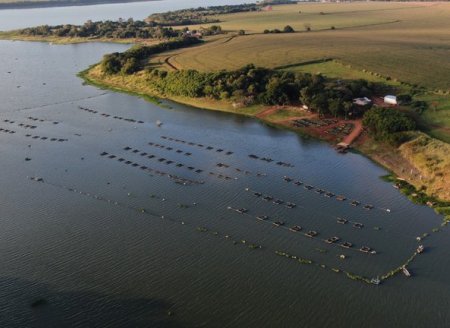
[285,202,296,209]
[341,241,353,248]
[228,207,248,214]
[24,134,67,142]
[28,176,44,182]
[417,245,425,254]
[79,106,144,124]
[402,266,411,277]
[359,246,376,254]
[0,128,16,134]
[325,236,340,244]
[305,230,318,238]
[160,135,234,155]
[101,152,204,185]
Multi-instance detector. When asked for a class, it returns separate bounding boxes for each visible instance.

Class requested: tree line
[18,18,224,40]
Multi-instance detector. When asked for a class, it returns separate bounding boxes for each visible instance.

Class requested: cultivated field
[155,1,450,142]
[166,2,450,91]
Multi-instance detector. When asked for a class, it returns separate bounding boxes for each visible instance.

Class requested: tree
[283,25,295,33]
[362,107,416,142]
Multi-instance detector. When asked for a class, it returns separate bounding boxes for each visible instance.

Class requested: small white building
[384,95,398,105]
[353,97,371,106]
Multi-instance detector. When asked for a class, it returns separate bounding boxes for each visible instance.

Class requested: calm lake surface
[0,3,449,327]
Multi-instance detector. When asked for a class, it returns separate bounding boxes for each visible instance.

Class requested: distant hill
[0,0,155,10]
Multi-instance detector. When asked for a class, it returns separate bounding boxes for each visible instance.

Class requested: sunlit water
[0,5,449,327]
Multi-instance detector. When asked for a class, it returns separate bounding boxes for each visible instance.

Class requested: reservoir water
[0,0,248,30]
[0,3,449,327]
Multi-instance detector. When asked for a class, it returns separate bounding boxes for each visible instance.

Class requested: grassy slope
[399,133,450,201]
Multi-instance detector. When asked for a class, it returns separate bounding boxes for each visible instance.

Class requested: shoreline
[79,65,450,213]
[0,32,156,44]
[0,0,158,10]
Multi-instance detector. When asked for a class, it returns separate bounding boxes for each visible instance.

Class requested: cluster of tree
[263,25,295,34]
[113,63,374,119]
[19,18,224,40]
[145,1,296,26]
[100,37,203,74]
[362,107,416,143]
[145,4,260,26]
[19,18,183,39]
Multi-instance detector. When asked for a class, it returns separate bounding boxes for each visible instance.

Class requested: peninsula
[3,1,449,218]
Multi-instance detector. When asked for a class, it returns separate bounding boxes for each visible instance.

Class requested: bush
[363,107,416,142]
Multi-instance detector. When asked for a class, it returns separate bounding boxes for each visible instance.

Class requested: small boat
[337,218,348,224]
[353,222,364,229]
[272,220,285,227]
[417,245,425,254]
[256,215,268,221]
[351,200,360,206]
[273,199,284,205]
[363,204,374,210]
[402,266,411,277]
[289,225,302,232]
[156,120,163,127]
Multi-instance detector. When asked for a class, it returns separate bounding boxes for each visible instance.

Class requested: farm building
[353,97,371,106]
[384,95,398,105]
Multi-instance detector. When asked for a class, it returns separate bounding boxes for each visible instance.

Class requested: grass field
[168,2,450,90]
[156,2,450,142]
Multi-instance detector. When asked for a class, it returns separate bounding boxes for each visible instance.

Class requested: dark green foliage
[363,107,416,142]
[100,37,203,74]
[20,19,183,39]
[141,63,377,112]
[411,100,428,114]
[283,25,295,33]
[146,4,260,26]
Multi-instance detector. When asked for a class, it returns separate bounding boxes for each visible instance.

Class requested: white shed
[384,95,397,105]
